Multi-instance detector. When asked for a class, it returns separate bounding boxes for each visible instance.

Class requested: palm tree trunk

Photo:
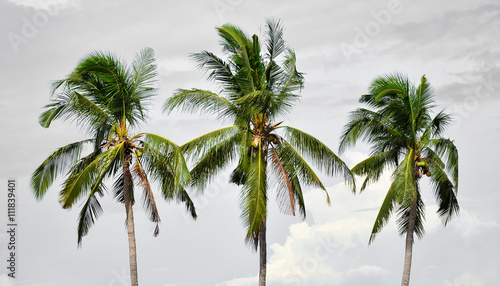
[123,152,139,286]
[258,218,267,286]
[401,195,418,286]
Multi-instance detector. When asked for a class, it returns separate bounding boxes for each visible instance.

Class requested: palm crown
[165,19,355,250]
[31,47,196,245]
[339,73,459,243]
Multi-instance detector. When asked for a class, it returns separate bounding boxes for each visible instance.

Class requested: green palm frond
[264,18,286,62]
[284,126,355,191]
[396,192,425,239]
[164,89,237,121]
[31,139,92,199]
[369,151,416,243]
[276,139,329,203]
[188,131,243,191]
[59,142,125,209]
[131,47,158,97]
[181,126,240,161]
[39,90,111,135]
[367,72,411,107]
[143,133,191,189]
[77,191,104,246]
[425,150,459,225]
[278,49,304,95]
[112,171,134,205]
[241,137,267,249]
[190,51,242,94]
[351,148,399,192]
[429,138,459,189]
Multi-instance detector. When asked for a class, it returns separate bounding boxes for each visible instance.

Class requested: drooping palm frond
[275,139,329,204]
[142,133,191,190]
[59,142,125,209]
[429,138,459,189]
[112,171,134,205]
[396,191,425,239]
[77,191,104,246]
[187,130,244,191]
[369,150,416,243]
[31,139,93,199]
[269,147,295,216]
[424,147,459,225]
[241,137,268,249]
[132,151,160,236]
[283,126,355,191]
[351,148,399,192]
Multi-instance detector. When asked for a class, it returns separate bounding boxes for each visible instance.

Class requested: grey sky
[1,0,499,285]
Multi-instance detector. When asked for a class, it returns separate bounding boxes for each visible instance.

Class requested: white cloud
[451,209,500,238]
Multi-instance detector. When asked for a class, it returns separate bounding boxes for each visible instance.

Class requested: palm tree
[30,48,196,286]
[164,19,355,285]
[339,73,459,286]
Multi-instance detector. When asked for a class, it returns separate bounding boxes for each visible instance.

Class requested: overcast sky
[1,0,499,285]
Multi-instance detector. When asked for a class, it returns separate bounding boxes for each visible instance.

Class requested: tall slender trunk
[401,188,418,286]
[123,152,139,286]
[258,219,267,286]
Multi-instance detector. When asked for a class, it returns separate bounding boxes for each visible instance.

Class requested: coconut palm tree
[339,73,459,286]
[164,19,355,285]
[30,47,196,286]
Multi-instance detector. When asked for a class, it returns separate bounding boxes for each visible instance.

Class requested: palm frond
[59,142,125,209]
[131,47,158,96]
[276,139,329,204]
[143,133,191,189]
[269,147,295,216]
[427,152,459,225]
[181,126,240,161]
[77,192,104,246]
[31,139,92,199]
[284,126,355,191]
[164,89,237,121]
[396,192,425,239]
[351,148,399,192]
[188,130,244,191]
[369,151,416,243]
[241,137,267,250]
[429,138,459,189]
[264,18,286,61]
[132,152,160,236]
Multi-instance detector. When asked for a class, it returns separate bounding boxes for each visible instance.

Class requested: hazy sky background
[1,0,499,285]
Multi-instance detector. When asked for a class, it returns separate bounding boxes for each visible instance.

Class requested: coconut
[417,161,427,167]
